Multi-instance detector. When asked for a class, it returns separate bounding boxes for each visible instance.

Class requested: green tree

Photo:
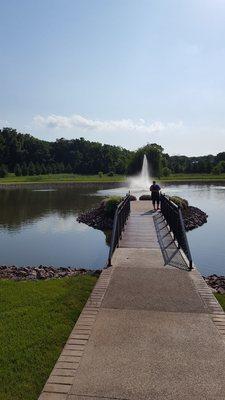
[35,163,41,175]
[0,164,8,178]
[65,163,72,173]
[28,162,36,176]
[162,167,171,177]
[40,164,47,174]
[212,164,222,175]
[21,162,28,176]
[14,164,22,176]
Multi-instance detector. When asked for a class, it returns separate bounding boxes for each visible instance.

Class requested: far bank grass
[0,173,225,186]
[0,275,97,400]
[0,173,125,184]
[161,173,225,182]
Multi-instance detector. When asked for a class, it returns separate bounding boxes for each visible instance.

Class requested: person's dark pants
[152,195,160,209]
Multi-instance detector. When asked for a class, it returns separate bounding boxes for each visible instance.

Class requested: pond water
[0,183,224,275]
[0,186,111,269]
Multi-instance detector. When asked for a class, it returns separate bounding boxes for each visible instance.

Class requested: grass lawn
[215,293,225,310]
[161,173,225,182]
[0,275,97,400]
[0,173,225,185]
[0,173,125,184]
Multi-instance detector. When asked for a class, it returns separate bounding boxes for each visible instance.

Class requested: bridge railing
[160,194,193,270]
[107,194,131,266]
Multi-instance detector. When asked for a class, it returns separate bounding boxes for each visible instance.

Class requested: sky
[1,0,225,156]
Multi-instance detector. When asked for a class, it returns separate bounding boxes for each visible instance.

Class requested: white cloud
[0,119,10,128]
[33,114,183,134]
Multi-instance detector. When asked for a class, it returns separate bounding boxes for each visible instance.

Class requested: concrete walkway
[39,201,225,400]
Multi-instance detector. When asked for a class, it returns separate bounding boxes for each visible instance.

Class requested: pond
[0,182,224,275]
[0,186,112,269]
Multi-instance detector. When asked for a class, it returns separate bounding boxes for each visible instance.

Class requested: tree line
[0,127,225,178]
[0,128,132,177]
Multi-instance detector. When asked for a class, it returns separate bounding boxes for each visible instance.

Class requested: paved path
[39,201,225,400]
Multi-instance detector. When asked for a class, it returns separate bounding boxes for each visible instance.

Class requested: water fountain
[128,154,152,195]
[97,154,154,198]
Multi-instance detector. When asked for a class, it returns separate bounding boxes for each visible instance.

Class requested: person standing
[150,180,161,211]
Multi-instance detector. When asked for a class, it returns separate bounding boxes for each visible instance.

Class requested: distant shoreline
[0,173,225,190]
[0,181,127,190]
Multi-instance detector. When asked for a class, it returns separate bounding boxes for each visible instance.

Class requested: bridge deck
[40,201,225,400]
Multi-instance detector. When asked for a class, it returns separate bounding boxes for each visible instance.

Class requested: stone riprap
[183,205,208,231]
[78,196,207,234]
[77,205,114,231]
[0,265,100,280]
[205,275,225,294]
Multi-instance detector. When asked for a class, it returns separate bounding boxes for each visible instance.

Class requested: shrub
[46,164,53,174]
[40,164,47,174]
[139,195,151,200]
[104,196,122,218]
[35,163,41,175]
[21,163,28,176]
[28,162,36,176]
[162,167,171,177]
[0,164,8,178]
[66,164,72,173]
[14,164,22,176]
[98,171,103,178]
[212,164,222,175]
[169,196,189,210]
[107,171,114,177]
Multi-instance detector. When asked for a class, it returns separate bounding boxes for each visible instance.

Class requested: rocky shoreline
[77,197,208,233]
[77,204,114,231]
[0,265,101,281]
[182,206,208,231]
[204,275,225,294]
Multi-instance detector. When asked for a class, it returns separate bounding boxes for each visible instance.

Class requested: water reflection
[0,186,113,269]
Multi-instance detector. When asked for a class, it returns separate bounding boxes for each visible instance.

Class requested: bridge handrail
[107,194,131,266]
[160,194,193,270]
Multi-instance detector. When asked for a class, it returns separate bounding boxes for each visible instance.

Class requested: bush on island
[104,196,123,218]
[139,195,152,200]
[98,171,103,178]
[169,196,189,210]
[107,171,114,176]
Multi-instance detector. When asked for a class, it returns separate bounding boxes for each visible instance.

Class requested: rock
[204,275,225,294]
[182,206,208,231]
[77,205,114,231]
[0,265,92,281]
[139,195,152,200]
[129,195,137,201]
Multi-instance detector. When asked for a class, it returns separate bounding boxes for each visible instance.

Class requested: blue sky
[1,0,225,155]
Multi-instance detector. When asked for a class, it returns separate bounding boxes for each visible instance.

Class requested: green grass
[161,173,225,182]
[215,293,225,310]
[1,172,225,185]
[0,173,125,184]
[0,275,97,400]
